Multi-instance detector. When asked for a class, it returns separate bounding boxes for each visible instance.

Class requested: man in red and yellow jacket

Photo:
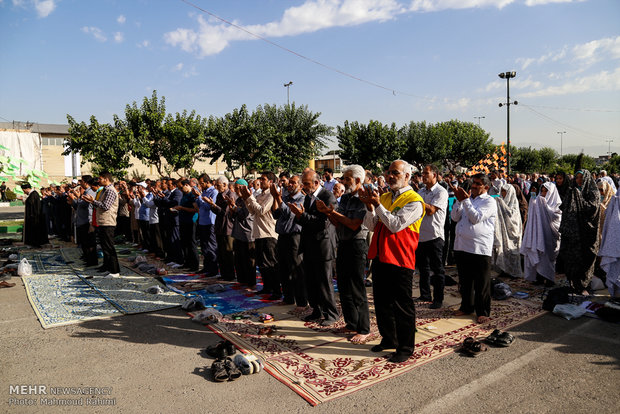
[361,160,425,363]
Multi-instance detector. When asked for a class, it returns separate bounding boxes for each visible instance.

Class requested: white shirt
[364,186,424,234]
[418,182,448,242]
[451,193,497,256]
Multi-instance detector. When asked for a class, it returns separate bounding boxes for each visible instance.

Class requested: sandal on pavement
[211,359,228,382]
[495,331,515,347]
[224,357,242,381]
[485,329,502,346]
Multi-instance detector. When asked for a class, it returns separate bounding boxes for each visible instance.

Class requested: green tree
[556,153,596,174]
[538,147,559,173]
[337,120,405,173]
[261,103,331,173]
[125,90,168,176]
[433,120,494,170]
[401,121,448,171]
[163,110,208,176]
[64,115,134,178]
[602,154,620,174]
[512,146,542,173]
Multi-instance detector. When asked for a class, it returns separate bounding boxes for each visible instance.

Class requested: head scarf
[598,180,615,210]
[554,172,570,202]
[511,183,528,226]
[598,193,620,296]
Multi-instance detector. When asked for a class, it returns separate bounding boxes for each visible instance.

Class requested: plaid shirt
[92,185,118,211]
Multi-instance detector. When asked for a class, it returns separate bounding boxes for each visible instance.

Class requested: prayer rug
[163,275,280,315]
[20,249,184,328]
[204,280,546,406]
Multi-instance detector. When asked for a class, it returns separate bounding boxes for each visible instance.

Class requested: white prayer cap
[137,182,147,188]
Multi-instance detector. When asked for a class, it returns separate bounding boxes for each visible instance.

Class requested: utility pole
[283,81,293,106]
[498,71,518,174]
[605,139,614,157]
[474,116,485,127]
[557,131,566,157]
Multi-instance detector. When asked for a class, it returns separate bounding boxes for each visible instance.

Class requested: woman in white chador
[520,182,562,284]
[493,184,523,277]
[598,192,620,297]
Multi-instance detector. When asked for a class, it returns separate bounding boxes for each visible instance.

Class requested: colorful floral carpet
[20,249,184,329]
[204,278,546,406]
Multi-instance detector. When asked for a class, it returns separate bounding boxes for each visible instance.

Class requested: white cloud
[572,36,620,65]
[81,26,107,42]
[409,0,514,12]
[165,0,406,57]
[520,67,620,98]
[117,14,126,24]
[12,0,56,17]
[113,31,124,43]
[137,40,150,48]
[173,62,184,71]
[34,0,55,17]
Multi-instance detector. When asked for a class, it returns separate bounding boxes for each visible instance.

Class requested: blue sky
[1,0,619,157]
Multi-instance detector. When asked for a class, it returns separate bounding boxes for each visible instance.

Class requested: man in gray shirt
[68,175,97,266]
[317,164,370,343]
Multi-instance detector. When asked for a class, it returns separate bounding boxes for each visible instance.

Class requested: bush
[5,189,17,201]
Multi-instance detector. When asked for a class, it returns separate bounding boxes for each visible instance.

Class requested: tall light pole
[283,81,293,106]
[498,71,517,174]
[557,131,566,157]
[606,139,614,156]
[474,116,485,127]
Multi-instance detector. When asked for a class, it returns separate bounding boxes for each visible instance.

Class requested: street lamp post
[284,81,293,106]
[498,71,518,175]
[474,116,485,127]
[557,131,566,157]
[606,139,614,157]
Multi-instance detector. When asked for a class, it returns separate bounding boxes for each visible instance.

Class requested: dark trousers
[455,250,492,317]
[138,220,150,250]
[149,222,165,257]
[304,251,339,322]
[216,234,235,280]
[116,216,131,242]
[198,224,219,276]
[417,238,446,303]
[372,260,416,356]
[255,237,279,294]
[277,233,306,305]
[166,224,183,264]
[337,239,370,334]
[98,225,120,274]
[77,223,98,266]
[179,222,199,271]
[234,239,256,286]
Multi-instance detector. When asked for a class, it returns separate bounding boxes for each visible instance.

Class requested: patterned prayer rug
[205,279,546,406]
[20,249,185,328]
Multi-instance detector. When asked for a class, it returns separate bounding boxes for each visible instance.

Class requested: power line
[520,104,611,142]
[179,0,436,101]
[523,104,620,113]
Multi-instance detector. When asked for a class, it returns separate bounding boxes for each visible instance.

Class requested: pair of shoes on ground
[211,357,242,382]
[205,340,236,359]
[485,329,515,347]
[459,337,488,357]
[233,354,263,375]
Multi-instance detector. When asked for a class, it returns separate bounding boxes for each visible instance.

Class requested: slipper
[460,337,487,357]
[211,359,228,382]
[485,329,502,346]
[0,281,15,288]
[495,331,515,347]
[224,357,241,381]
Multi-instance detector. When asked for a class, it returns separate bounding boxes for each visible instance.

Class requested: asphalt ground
[1,205,619,413]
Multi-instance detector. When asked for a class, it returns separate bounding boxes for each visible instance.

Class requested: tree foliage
[163,110,208,176]
[434,120,494,170]
[337,120,405,173]
[64,114,133,178]
[204,103,330,176]
[602,154,620,174]
[125,90,168,176]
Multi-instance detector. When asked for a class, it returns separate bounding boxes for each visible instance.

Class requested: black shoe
[303,312,322,322]
[371,343,396,353]
[414,296,432,302]
[430,301,443,309]
[388,352,411,363]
